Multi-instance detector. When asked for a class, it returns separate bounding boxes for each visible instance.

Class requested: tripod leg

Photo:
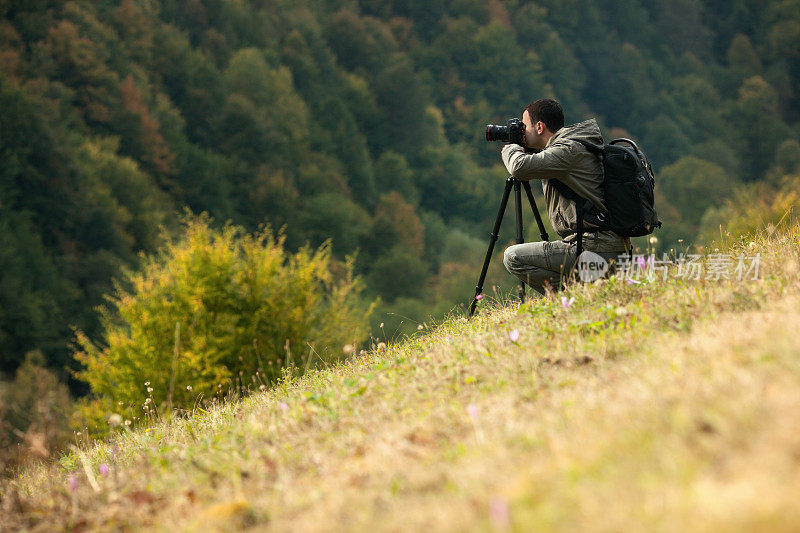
[514,180,525,303]
[521,181,549,242]
[469,178,513,318]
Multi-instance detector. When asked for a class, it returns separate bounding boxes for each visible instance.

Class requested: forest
[1,0,799,397]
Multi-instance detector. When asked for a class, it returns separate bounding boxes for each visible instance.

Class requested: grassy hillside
[3,221,800,531]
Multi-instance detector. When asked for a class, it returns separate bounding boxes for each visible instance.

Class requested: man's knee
[503,245,521,272]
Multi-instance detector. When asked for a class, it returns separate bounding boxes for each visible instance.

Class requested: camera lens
[486,124,510,142]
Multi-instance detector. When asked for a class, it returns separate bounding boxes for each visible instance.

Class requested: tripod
[469,177,550,317]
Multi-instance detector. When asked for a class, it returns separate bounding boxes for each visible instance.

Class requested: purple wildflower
[489,498,511,528]
[278,401,289,411]
[637,255,646,271]
[475,294,484,301]
[508,329,520,342]
[99,464,109,476]
[561,296,575,308]
[68,474,78,491]
[466,404,479,420]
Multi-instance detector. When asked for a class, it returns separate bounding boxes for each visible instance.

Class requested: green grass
[3,225,800,532]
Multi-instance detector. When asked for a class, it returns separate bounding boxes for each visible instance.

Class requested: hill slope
[3,225,800,531]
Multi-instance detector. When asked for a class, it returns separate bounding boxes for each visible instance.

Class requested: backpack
[549,137,662,259]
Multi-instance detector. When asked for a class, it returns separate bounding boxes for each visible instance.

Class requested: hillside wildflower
[467,404,479,420]
[561,296,575,309]
[278,402,289,412]
[68,475,78,491]
[475,294,484,301]
[99,464,109,477]
[508,329,520,342]
[489,498,511,528]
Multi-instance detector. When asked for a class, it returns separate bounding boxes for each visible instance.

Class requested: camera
[485,118,525,145]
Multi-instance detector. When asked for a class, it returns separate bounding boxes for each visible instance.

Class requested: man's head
[522,98,564,150]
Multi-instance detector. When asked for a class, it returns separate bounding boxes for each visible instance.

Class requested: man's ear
[536,121,544,135]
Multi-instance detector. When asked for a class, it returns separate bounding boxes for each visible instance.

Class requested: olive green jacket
[501,118,631,253]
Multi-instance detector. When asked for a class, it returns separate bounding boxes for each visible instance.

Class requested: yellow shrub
[73,214,372,432]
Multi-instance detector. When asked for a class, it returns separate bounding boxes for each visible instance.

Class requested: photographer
[500,98,630,295]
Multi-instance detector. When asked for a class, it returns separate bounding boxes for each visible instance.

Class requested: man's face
[522,110,546,150]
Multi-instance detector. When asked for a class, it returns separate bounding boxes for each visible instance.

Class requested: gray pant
[503,240,623,296]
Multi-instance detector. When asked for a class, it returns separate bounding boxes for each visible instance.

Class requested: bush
[699,173,800,244]
[73,214,372,431]
[0,351,72,471]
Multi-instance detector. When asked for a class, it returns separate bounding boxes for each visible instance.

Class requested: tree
[374,150,419,204]
[372,54,433,156]
[727,33,762,75]
[0,213,77,372]
[657,156,736,244]
[729,75,792,180]
[365,244,429,301]
[298,193,371,256]
[370,192,426,257]
[220,49,310,166]
[118,75,176,179]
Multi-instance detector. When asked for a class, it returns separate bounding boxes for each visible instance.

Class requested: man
[501,98,630,295]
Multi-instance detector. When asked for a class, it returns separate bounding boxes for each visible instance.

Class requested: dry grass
[2,224,800,532]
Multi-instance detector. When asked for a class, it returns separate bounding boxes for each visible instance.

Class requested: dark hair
[524,98,564,133]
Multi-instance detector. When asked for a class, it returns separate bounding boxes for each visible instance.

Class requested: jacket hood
[548,118,603,147]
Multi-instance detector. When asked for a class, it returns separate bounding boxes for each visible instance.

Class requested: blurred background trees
[1,0,800,439]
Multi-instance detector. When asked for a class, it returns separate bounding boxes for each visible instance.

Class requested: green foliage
[217,51,310,166]
[74,137,172,253]
[369,192,426,258]
[374,150,418,204]
[0,212,77,372]
[657,156,738,248]
[74,215,373,430]
[365,244,429,301]
[298,192,371,255]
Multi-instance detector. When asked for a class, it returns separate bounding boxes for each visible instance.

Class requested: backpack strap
[571,138,603,155]
[609,138,642,156]
[575,138,637,262]
[547,138,609,271]
[547,178,594,262]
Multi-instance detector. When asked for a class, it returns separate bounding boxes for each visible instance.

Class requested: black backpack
[549,138,662,258]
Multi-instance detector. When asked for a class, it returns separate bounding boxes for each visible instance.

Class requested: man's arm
[501,142,573,180]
